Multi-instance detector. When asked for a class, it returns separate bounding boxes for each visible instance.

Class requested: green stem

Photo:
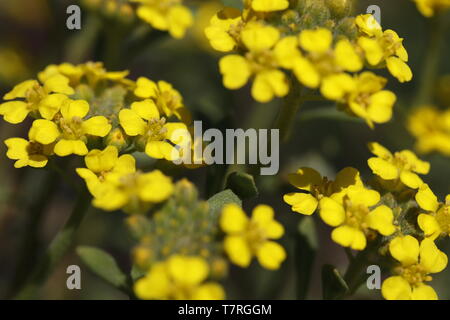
[14,189,91,299]
[415,13,446,105]
[274,82,304,143]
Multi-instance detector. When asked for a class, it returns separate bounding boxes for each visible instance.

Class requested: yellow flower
[220,204,286,270]
[382,236,447,300]
[219,22,289,102]
[4,137,53,168]
[134,255,225,300]
[204,7,243,52]
[355,14,412,83]
[250,0,290,12]
[28,99,112,156]
[92,169,174,212]
[283,167,363,215]
[76,145,136,197]
[134,77,191,123]
[415,184,450,239]
[319,186,396,250]
[119,99,189,160]
[413,0,450,17]
[131,0,193,38]
[0,76,73,124]
[293,28,362,100]
[367,142,430,189]
[407,106,450,156]
[346,72,396,128]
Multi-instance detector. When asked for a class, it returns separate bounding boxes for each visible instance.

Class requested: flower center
[398,264,432,286]
[59,116,84,139]
[146,118,168,142]
[436,206,450,235]
[26,141,44,155]
[344,198,370,231]
[246,221,266,252]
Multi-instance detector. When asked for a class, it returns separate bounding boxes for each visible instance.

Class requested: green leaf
[76,246,129,292]
[321,264,349,300]
[226,171,258,200]
[221,0,244,10]
[207,189,242,219]
[295,217,318,299]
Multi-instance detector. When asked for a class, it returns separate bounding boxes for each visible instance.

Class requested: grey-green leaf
[207,189,242,220]
[221,0,244,10]
[226,171,258,200]
[76,246,128,291]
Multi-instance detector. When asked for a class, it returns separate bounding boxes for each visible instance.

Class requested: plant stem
[415,13,446,105]
[14,189,91,299]
[274,81,304,143]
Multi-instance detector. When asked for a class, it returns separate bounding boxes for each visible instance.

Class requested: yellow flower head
[413,0,450,17]
[28,99,112,157]
[204,7,244,52]
[92,169,174,213]
[134,255,225,300]
[134,77,191,123]
[220,204,286,270]
[407,106,450,156]
[131,0,193,38]
[355,14,412,83]
[4,137,54,168]
[219,22,290,102]
[76,145,136,197]
[319,186,396,250]
[415,184,450,239]
[367,142,430,189]
[0,76,73,124]
[283,167,363,216]
[119,99,190,161]
[382,236,448,300]
[347,72,396,128]
[293,28,363,100]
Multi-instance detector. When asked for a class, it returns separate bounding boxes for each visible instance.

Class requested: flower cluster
[283,142,448,299]
[205,0,412,127]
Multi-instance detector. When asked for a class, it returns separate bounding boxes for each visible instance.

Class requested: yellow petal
[61,99,89,119]
[119,109,147,136]
[417,214,441,239]
[192,283,226,300]
[367,90,396,124]
[241,24,280,51]
[293,57,320,88]
[400,170,423,189]
[389,235,419,266]
[54,139,88,156]
[299,28,332,54]
[135,77,157,99]
[368,157,399,180]
[131,99,159,120]
[386,57,413,83]
[168,255,209,286]
[220,203,248,233]
[39,93,68,120]
[3,80,38,100]
[138,170,174,203]
[319,197,345,227]
[283,193,318,215]
[331,225,367,250]
[381,276,412,300]
[5,138,28,160]
[28,119,60,145]
[256,241,286,270]
[251,70,288,102]
[251,0,289,12]
[367,205,396,236]
[419,238,448,273]
[219,55,251,90]
[0,101,29,124]
[82,116,112,137]
[85,145,118,173]
[411,284,438,300]
[44,74,74,95]
[334,39,363,72]
[415,184,439,212]
[224,235,252,268]
[368,142,393,159]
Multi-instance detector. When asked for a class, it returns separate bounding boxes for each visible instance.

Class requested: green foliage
[225,171,258,200]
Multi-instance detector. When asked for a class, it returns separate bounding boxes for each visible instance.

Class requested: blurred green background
[0,0,449,300]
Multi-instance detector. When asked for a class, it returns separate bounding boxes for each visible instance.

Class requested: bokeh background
[0,0,449,299]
